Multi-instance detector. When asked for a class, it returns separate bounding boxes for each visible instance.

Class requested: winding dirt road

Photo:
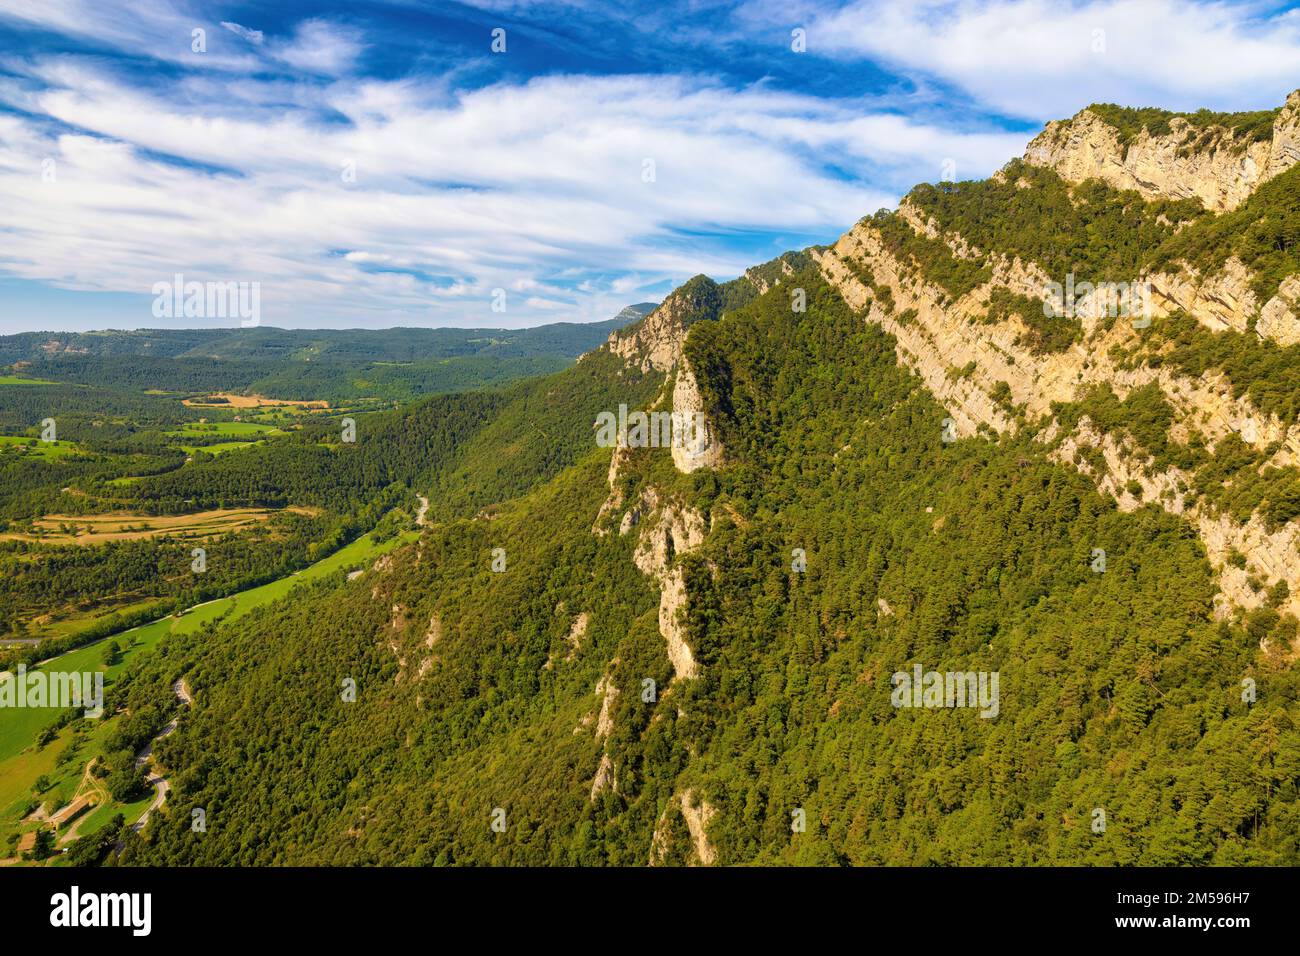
[128,678,191,836]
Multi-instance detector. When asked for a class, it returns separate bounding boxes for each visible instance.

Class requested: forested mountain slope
[108,92,1300,866]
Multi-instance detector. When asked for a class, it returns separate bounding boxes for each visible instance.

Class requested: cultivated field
[0,508,293,545]
[182,392,328,409]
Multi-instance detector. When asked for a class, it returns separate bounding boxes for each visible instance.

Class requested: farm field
[179,439,266,456]
[182,392,328,409]
[0,375,57,386]
[0,528,414,861]
[0,507,286,545]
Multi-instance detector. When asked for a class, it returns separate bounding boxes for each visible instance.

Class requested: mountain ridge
[105,88,1300,867]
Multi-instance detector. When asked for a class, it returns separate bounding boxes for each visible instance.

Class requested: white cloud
[0,0,261,71]
[271,19,363,75]
[221,21,264,45]
[0,54,1031,328]
[783,0,1300,120]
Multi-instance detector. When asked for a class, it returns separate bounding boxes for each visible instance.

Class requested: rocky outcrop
[815,201,1300,637]
[1051,419,1193,514]
[1258,275,1300,346]
[564,612,589,658]
[629,499,706,682]
[670,363,724,472]
[679,789,717,865]
[648,789,717,866]
[607,277,721,373]
[1145,258,1258,335]
[657,568,697,681]
[633,501,705,577]
[593,668,618,740]
[588,666,620,801]
[1024,90,1300,212]
[593,445,631,535]
[590,752,616,799]
[543,611,589,670]
[1198,513,1300,623]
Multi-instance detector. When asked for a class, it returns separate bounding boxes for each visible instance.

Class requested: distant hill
[0,312,655,364]
[0,308,658,403]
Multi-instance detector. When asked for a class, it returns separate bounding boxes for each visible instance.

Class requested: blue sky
[0,0,1298,332]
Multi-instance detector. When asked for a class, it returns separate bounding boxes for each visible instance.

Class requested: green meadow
[180,439,267,456]
[0,435,78,459]
[0,375,57,386]
[168,421,282,437]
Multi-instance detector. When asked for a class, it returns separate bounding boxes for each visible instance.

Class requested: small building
[49,795,95,831]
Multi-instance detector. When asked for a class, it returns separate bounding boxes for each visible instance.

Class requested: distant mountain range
[0,306,659,403]
[0,308,658,364]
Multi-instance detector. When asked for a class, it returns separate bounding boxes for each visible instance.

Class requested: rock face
[648,789,717,866]
[1258,276,1300,346]
[1024,90,1300,212]
[1145,258,1259,336]
[590,752,616,799]
[604,277,727,477]
[813,149,1300,630]
[678,789,717,865]
[593,667,619,740]
[630,499,706,682]
[671,364,724,472]
[633,502,705,578]
[607,277,720,373]
[657,568,697,681]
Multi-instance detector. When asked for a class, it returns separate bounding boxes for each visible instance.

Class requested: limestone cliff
[1025,90,1300,212]
[606,275,722,373]
[814,109,1300,633]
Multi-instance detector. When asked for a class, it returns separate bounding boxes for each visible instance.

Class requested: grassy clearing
[179,439,266,456]
[0,375,57,386]
[0,436,78,459]
[168,421,282,438]
[23,596,160,645]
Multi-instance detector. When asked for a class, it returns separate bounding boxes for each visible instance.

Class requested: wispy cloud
[271,19,363,75]
[0,49,1022,328]
[0,0,1294,331]
[221,21,264,45]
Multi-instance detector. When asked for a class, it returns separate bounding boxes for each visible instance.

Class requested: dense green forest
[0,337,658,662]
[103,273,1299,866]
[13,104,1300,867]
[1085,103,1280,150]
